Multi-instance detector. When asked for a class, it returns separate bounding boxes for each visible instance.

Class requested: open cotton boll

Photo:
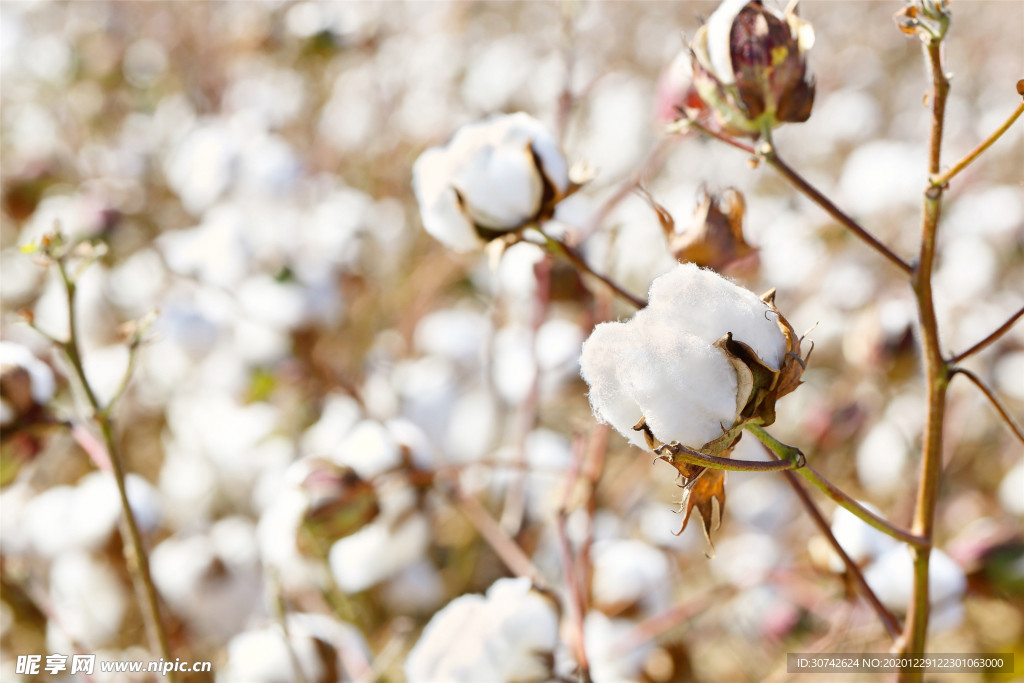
[646,263,786,370]
[405,577,559,683]
[412,112,568,252]
[580,317,739,450]
[622,319,739,448]
[579,323,646,449]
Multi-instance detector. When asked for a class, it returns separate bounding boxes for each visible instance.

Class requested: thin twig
[672,117,757,155]
[662,442,800,472]
[55,258,176,677]
[541,230,646,308]
[447,481,546,586]
[778,469,902,641]
[745,424,929,548]
[758,139,914,275]
[951,367,1024,444]
[949,305,1024,363]
[930,100,1024,188]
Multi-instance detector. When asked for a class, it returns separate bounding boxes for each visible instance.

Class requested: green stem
[56,260,176,679]
[901,38,953,670]
[745,424,928,548]
[778,469,902,641]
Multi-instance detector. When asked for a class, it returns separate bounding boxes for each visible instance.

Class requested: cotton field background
[1,1,1022,682]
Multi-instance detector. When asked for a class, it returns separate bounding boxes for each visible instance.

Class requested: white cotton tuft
[405,577,559,683]
[645,263,786,370]
[579,263,785,449]
[411,113,568,251]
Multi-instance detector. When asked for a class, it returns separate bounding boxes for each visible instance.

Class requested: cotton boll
[381,560,445,615]
[839,140,924,216]
[332,419,402,479]
[412,113,568,251]
[237,274,309,331]
[157,203,250,288]
[645,263,786,370]
[49,552,127,648]
[444,388,499,463]
[328,512,430,593]
[495,242,546,304]
[863,547,966,630]
[827,503,899,572]
[164,123,237,214]
[726,470,794,533]
[413,308,489,365]
[301,394,363,457]
[583,612,652,683]
[724,585,800,641]
[855,420,909,497]
[151,518,261,641]
[221,613,371,683]
[405,577,559,683]
[159,451,218,529]
[394,356,459,441]
[713,532,782,587]
[493,325,537,405]
[536,317,584,381]
[590,539,670,613]
[622,320,739,448]
[579,322,646,449]
[257,488,323,593]
[994,351,1024,402]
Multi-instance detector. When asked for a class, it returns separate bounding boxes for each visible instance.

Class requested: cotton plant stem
[664,442,800,472]
[949,304,1024,363]
[447,482,546,586]
[758,139,914,275]
[745,424,928,548]
[930,97,1024,188]
[56,260,176,677]
[901,40,953,671]
[951,367,1024,444]
[540,231,646,309]
[777,469,902,641]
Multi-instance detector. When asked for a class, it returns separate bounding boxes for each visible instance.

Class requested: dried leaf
[676,465,726,555]
[670,187,756,270]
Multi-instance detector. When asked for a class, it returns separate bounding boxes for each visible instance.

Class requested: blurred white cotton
[405,577,559,683]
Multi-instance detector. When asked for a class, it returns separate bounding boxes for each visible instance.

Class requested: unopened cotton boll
[412,112,569,251]
[405,577,559,683]
[580,263,790,450]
